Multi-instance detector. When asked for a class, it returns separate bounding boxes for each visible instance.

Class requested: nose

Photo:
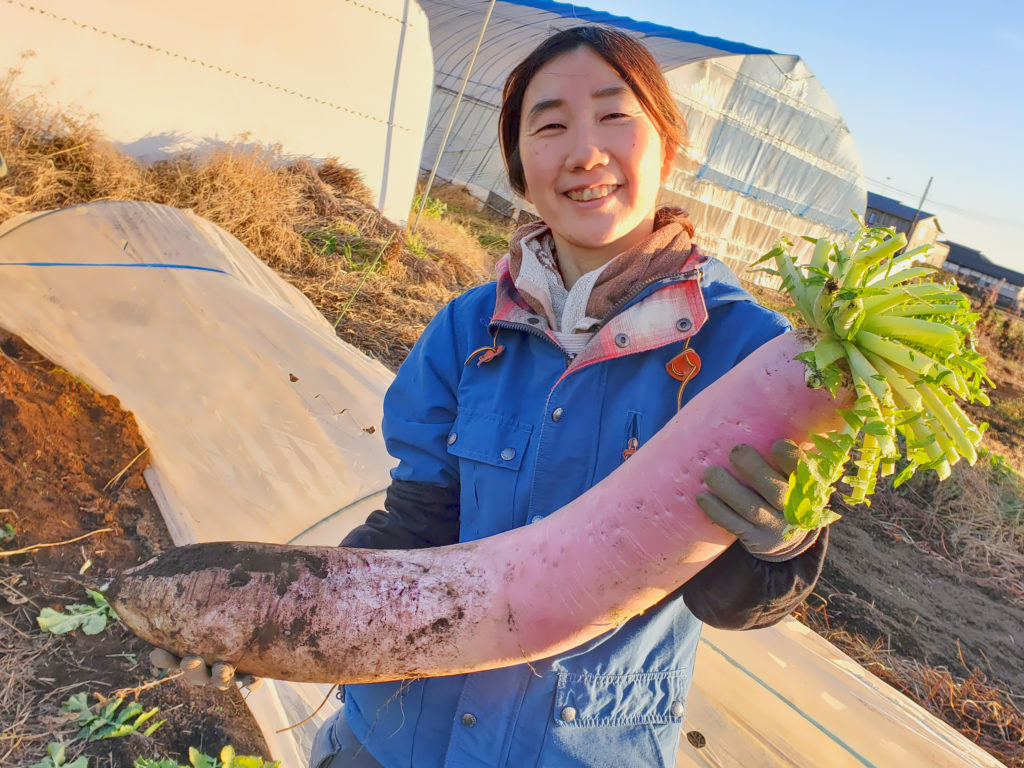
[564,122,609,172]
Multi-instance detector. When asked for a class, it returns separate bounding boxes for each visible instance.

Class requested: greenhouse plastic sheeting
[0,202,1002,768]
[417,0,865,281]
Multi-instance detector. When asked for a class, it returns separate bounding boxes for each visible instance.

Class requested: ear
[660,144,676,182]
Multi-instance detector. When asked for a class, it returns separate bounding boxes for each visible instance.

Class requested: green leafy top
[30,742,89,768]
[752,218,990,531]
[62,692,164,741]
[134,745,281,768]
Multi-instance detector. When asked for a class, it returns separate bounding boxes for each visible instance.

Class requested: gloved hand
[696,439,821,562]
[149,648,262,691]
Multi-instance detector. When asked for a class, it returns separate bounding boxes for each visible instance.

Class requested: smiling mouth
[565,184,619,202]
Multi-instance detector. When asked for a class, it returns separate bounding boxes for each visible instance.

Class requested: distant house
[865,191,949,267]
[942,241,1024,311]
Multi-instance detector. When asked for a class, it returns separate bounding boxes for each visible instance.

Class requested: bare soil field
[0,330,271,766]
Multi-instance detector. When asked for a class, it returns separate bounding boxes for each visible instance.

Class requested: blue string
[0,262,230,275]
[700,637,878,767]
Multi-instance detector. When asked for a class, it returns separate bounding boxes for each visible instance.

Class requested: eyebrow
[526,85,631,122]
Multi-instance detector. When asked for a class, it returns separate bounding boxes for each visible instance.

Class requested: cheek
[520,143,546,176]
[632,132,666,194]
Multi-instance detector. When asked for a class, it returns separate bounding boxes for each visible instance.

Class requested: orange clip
[667,346,701,411]
[622,437,639,460]
[465,331,504,367]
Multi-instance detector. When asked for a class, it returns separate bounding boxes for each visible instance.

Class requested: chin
[564,230,637,255]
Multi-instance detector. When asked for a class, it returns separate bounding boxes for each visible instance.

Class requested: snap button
[614,333,629,348]
[461,712,477,727]
[447,433,457,445]
[676,317,692,332]
[560,706,577,723]
[552,407,564,422]
[500,447,516,461]
[530,515,543,524]
[671,700,685,718]
[527,316,540,325]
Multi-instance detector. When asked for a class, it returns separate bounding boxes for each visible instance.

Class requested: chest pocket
[446,407,533,540]
[553,669,690,728]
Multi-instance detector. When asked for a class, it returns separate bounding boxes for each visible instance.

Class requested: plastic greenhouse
[418,0,867,276]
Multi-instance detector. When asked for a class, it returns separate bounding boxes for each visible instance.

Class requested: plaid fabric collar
[489,245,709,384]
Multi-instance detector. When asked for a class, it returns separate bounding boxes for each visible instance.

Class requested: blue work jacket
[344,256,794,767]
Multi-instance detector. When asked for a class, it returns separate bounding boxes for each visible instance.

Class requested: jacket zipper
[490,319,576,368]
[622,412,641,461]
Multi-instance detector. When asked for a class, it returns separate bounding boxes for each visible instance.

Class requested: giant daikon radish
[110,222,991,684]
[108,329,850,684]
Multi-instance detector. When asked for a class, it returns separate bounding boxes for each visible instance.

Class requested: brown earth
[0,330,270,767]
[817,496,1024,694]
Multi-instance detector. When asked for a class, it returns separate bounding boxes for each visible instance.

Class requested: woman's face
[518,45,673,266]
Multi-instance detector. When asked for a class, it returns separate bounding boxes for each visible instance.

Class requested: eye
[537,122,564,132]
[602,112,629,121]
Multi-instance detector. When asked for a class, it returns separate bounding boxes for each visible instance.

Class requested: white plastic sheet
[0,202,1002,767]
[0,201,394,546]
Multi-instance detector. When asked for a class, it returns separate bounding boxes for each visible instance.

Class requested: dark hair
[499,26,687,197]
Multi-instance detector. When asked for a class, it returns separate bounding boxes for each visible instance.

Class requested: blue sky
[582,0,1024,272]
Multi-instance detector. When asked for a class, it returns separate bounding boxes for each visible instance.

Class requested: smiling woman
[300,26,833,768]
[499,29,685,285]
[139,25,834,768]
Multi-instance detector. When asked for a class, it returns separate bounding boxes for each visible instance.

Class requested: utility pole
[906,176,933,247]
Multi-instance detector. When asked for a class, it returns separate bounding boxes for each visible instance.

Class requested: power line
[865,177,1023,229]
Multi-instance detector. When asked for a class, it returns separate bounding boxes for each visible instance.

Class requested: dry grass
[424,182,515,259]
[794,599,1024,768]
[0,72,490,371]
[875,458,1024,606]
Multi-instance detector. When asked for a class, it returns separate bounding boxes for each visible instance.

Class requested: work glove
[149,648,262,691]
[696,439,822,562]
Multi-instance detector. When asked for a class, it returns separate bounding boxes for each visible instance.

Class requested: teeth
[567,184,617,202]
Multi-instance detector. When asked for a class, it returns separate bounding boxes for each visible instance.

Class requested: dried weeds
[873,461,1024,607]
[0,72,491,371]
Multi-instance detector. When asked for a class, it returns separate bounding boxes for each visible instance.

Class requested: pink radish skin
[108,330,850,684]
